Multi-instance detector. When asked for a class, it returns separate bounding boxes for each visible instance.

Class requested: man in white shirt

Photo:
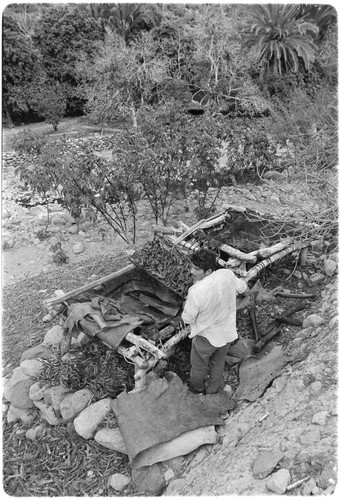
[182,248,248,394]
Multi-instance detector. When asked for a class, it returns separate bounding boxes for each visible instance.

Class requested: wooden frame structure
[44,205,317,391]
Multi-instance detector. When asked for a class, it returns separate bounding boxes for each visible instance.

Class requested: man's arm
[181,289,200,338]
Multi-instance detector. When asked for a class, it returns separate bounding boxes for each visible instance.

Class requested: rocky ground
[2,118,338,496]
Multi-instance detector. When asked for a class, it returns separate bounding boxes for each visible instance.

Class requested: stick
[152,225,181,235]
[254,324,283,352]
[286,476,310,491]
[274,292,315,299]
[199,210,232,229]
[125,332,166,359]
[43,264,136,308]
[249,307,260,342]
[212,240,257,263]
[171,219,207,245]
[165,236,230,269]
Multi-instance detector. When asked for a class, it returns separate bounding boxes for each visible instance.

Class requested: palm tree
[297,4,337,41]
[245,4,319,78]
[108,3,157,43]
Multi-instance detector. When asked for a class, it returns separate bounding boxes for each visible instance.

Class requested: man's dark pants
[190,335,229,394]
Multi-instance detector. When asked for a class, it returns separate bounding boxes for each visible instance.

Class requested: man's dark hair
[190,248,217,272]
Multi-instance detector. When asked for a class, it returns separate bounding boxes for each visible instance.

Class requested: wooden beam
[43,264,136,309]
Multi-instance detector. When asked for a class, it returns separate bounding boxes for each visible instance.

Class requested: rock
[252,450,284,479]
[51,212,69,225]
[312,411,328,425]
[26,424,45,441]
[71,330,91,348]
[301,477,317,495]
[94,428,127,454]
[131,463,166,496]
[3,366,31,402]
[162,456,187,475]
[108,473,131,492]
[74,398,112,439]
[2,209,11,219]
[43,325,64,345]
[68,225,78,234]
[223,384,233,398]
[229,338,255,360]
[29,381,51,401]
[7,404,37,424]
[302,314,325,329]
[328,316,338,330]
[42,313,54,323]
[309,381,322,395]
[72,241,85,254]
[20,359,45,378]
[60,389,94,421]
[309,273,325,284]
[44,386,72,416]
[10,379,36,409]
[163,468,175,482]
[20,344,53,364]
[245,192,257,201]
[263,171,285,182]
[33,400,64,425]
[299,428,321,445]
[163,478,186,496]
[324,258,337,276]
[266,468,290,494]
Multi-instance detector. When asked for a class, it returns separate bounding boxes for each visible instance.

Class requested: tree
[32,5,104,114]
[297,4,337,42]
[2,15,41,126]
[29,81,67,131]
[245,4,319,78]
[14,136,141,244]
[80,31,169,127]
[107,3,159,43]
[188,4,270,118]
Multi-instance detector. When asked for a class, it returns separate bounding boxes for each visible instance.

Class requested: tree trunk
[4,99,14,128]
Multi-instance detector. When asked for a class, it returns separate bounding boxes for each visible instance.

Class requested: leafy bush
[11,129,47,155]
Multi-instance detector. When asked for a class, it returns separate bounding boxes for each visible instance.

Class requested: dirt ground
[2,118,338,496]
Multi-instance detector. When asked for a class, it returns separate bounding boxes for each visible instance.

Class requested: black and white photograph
[1,1,338,496]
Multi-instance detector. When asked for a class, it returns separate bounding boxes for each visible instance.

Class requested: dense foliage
[4,3,338,237]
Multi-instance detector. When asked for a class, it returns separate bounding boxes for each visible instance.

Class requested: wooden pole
[247,240,292,259]
[43,264,136,309]
[245,243,309,282]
